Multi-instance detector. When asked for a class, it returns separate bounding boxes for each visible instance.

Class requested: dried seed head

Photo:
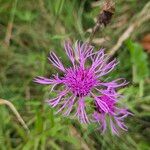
[98,0,115,26]
[89,0,115,43]
[103,0,115,14]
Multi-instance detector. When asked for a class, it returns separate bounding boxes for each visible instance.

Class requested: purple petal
[63,96,76,116]
[92,112,107,133]
[115,118,128,131]
[110,119,119,135]
[34,76,59,84]
[48,52,65,71]
[96,59,118,77]
[56,96,76,116]
[98,78,128,88]
[94,95,110,113]
[46,89,68,107]
[75,98,89,124]
[90,49,105,71]
[64,41,75,66]
[75,41,93,67]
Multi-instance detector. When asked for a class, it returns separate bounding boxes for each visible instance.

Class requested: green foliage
[126,39,149,83]
[0,0,150,149]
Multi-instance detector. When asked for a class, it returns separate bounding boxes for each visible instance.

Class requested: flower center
[63,67,97,97]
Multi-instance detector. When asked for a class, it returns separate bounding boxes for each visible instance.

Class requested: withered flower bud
[91,0,115,38]
[99,0,115,26]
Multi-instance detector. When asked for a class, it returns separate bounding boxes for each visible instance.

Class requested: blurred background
[0,0,150,149]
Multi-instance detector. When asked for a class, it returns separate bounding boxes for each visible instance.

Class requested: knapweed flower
[34,41,131,134]
[92,87,132,135]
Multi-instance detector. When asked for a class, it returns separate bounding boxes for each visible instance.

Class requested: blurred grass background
[0,0,150,149]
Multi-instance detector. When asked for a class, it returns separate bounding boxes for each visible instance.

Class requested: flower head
[63,67,97,97]
[92,88,132,135]
[34,41,131,134]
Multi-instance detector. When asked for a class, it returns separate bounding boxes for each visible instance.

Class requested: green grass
[0,0,150,149]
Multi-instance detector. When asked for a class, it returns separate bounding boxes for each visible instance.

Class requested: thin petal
[96,59,118,77]
[110,119,119,135]
[115,107,133,117]
[56,96,76,116]
[98,78,128,88]
[75,41,93,67]
[75,98,89,124]
[95,88,120,101]
[34,76,61,85]
[64,42,75,66]
[93,95,110,113]
[46,89,68,107]
[48,52,65,71]
[92,112,107,133]
[63,96,76,116]
[115,118,128,131]
[90,49,105,71]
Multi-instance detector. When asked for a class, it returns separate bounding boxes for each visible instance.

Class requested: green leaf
[15,10,37,22]
[54,0,65,15]
[125,39,149,83]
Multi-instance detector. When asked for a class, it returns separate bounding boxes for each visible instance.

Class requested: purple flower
[92,88,132,135]
[34,41,131,133]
